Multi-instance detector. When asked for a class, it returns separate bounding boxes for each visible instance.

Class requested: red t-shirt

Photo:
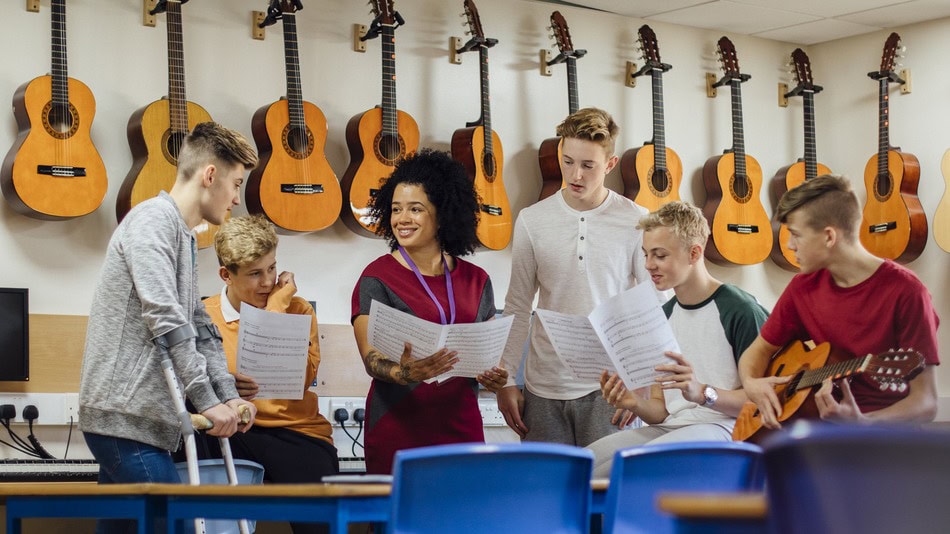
[761,260,939,412]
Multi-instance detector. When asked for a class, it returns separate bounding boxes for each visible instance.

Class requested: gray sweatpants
[587,422,733,478]
[522,389,625,447]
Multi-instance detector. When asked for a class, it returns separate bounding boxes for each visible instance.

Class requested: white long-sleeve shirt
[500,190,666,399]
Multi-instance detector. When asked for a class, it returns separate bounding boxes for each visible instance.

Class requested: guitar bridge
[481,204,503,216]
[726,224,759,234]
[37,165,86,177]
[867,221,897,234]
[280,184,324,195]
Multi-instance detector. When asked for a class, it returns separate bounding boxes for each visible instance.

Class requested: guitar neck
[50,0,68,105]
[651,69,667,171]
[730,79,747,177]
[877,78,890,175]
[282,13,306,130]
[797,355,870,390]
[166,0,189,134]
[380,22,398,137]
[478,45,494,155]
[803,91,819,180]
[566,56,579,115]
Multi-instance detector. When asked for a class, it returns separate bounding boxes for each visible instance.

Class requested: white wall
[0,0,947,431]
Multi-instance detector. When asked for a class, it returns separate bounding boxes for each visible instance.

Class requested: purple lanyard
[398,246,456,325]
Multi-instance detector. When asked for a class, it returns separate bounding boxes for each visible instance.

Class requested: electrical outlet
[62,393,79,422]
[326,397,366,428]
[0,393,73,425]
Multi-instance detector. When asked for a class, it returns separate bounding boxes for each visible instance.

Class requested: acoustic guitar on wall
[340,0,419,237]
[732,340,924,443]
[537,11,586,202]
[769,48,833,271]
[247,0,341,233]
[1,0,107,220]
[450,0,511,251]
[618,24,682,210]
[116,0,219,248]
[702,36,772,266]
[859,32,927,264]
[933,149,950,252]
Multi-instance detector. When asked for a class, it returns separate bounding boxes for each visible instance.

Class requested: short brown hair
[555,107,620,157]
[214,215,278,273]
[177,122,258,181]
[638,201,710,248]
[775,174,860,239]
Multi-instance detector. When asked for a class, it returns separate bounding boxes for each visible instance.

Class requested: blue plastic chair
[390,442,594,534]
[602,441,765,534]
[762,421,950,534]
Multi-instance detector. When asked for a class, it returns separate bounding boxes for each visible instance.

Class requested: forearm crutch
[158,324,251,534]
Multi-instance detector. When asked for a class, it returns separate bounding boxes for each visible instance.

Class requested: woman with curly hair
[350,149,507,474]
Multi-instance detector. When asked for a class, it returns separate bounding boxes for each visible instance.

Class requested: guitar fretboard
[876,78,891,195]
[730,79,747,180]
[50,0,69,106]
[803,91,818,180]
[797,355,870,390]
[380,21,398,138]
[566,56,579,115]
[651,69,667,171]
[166,0,189,135]
[282,13,306,132]
[478,45,493,156]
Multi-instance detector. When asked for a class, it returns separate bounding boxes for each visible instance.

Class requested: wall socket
[0,393,80,425]
[326,396,366,428]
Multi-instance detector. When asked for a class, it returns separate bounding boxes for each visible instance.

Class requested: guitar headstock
[370,0,396,25]
[275,0,302,14]
[550,11,574,55]
[879,32,902,74]
[637,24,661,67]
[867,349,925,392]
[462,0,485,40]
[790,48,814,89]
[716,36,741,80]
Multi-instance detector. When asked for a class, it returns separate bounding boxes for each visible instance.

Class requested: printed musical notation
[236,303,311,399]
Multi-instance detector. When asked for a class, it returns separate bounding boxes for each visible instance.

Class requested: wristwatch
[701,385,718,407]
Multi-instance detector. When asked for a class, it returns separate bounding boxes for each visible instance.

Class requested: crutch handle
[190,404,252,430]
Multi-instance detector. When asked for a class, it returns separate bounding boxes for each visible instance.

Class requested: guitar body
[452,126,511,250]
[701,152,773,265]
[769,160,833,271]
[117,98,216,248]
[933,149,950,253]
[1,76,107,220]
[247,99,341,232]
[859,149,926,263]
[619,144,683,210]
[340,107,420,237]
[537,136,563,201]
[732,340,832,443]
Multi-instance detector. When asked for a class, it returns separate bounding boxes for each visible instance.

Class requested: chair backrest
[390,442,594,534]
[603,441,765,534]
[763,421,950,534]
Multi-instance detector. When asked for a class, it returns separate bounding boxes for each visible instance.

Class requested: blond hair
[214,215,278,273]
[555,107,620,157]
[775,174,859,240]
[637,201,710,248]
[177,122,258,182]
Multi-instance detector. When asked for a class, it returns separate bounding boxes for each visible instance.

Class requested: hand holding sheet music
[536,283,679,389]
[367,300,514,382]
[236,303,311,399]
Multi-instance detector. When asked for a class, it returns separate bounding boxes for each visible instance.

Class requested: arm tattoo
[365,349,406,384]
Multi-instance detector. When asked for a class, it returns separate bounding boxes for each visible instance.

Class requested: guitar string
[285,13,311,190]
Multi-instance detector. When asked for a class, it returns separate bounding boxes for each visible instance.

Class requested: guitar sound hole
[162,131,188,164]
[874,172,893,201]
[730,173,752,203]
[375,133,405,164]
[482,151,496,182]
[42,101,79,140]
[650,168,670,196]
[282,124,314,160]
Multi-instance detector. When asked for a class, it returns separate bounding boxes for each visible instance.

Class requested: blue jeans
[84,432,181,534]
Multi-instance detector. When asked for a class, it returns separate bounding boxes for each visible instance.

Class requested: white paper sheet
[537,283,680,389]
[367,300,514,381]
[236,303,311,399]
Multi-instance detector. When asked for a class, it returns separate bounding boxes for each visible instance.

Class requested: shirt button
[579,256,583,260]
[580,236,585,240]
[580,217,585,222]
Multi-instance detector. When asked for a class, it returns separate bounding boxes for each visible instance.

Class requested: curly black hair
[369,148,480,257]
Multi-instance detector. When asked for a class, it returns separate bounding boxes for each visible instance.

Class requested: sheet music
[236,303,311,400]
[537,283,680,389]
[588,283,680,389]
[535,310,613,381]
[367,300,514,381]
